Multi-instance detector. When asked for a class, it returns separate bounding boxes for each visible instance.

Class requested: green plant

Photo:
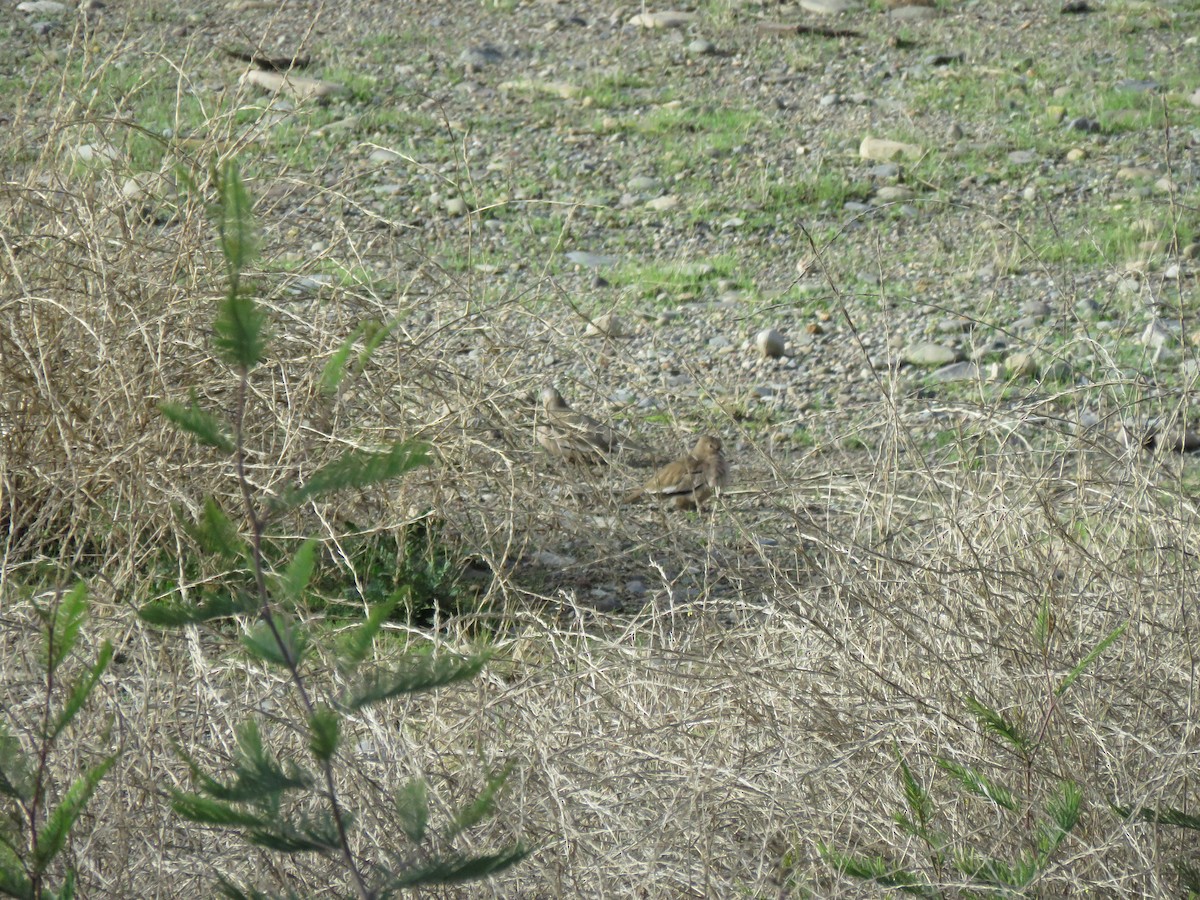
[140,161,526,898]
[0,582,117,899]
[822,605,1125,895]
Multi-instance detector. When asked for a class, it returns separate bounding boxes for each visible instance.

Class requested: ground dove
[535,387,643,463]
[624,434,728,508]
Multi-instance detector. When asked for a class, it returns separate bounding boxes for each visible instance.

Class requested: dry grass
[4,16,1200,900]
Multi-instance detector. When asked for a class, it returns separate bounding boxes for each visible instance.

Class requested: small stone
[1141,319,1175,349]
[369,148,403,164]
[627,175,662,192]
[1066,148,1087,161]
[903,342,961,366]
[756,328,786,359]
[800,0,855,12]
[874,185,917,202]
[1005,351,1038,377]
[584,313,625,338]
[629,10,697,28]
[17,0,66,12]
[860,136,923,161]
[445,197,468,216]
[888,3,939,19]
[929,361,979,382]
[566,250,620,268]
[646,195,679,212]
[687,39,717,55]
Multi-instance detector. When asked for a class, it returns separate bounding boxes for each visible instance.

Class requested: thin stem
[231,365,372,900]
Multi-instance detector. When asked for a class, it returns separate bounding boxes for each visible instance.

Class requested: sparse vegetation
[4,0,1200,895]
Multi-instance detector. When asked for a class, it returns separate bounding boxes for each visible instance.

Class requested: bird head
[539,387,569,410]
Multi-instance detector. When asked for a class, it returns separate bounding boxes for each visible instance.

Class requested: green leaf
[1113,802,1200,829]
[335,595,400,675]
[1056,620,1127,698]
[284,440,430,508]
[246,828,335,854]
[276,540,318,603]
[1037,782,1081,859]
[160,396,235,453]
[307,707,340,763]
[447,763,513,840]
[183,498,246,559]
[393,779,428,843]
[50,641,113,740]
[319,321,371,394]
[138,593,256,627]
[817,844,935,896]
[355,318,399,369]
[386,845,529,889]
[170,791,269,828]
[347,649,489,711]
[0,722,34,802]
[241,616,308,669]
[33,754,116,871]
[52,867,76,900]
[214,293,267,371]
[963,696,1030,752]
[1034,596,1052,649]
[0,859,31,900]
[935,758,1016,811]
[217,161,258,294]
[893,744,932,829]
[42,581,88,672]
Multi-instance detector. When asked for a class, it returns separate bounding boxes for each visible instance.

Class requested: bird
[624,434,728,509]
[535,387,646,463]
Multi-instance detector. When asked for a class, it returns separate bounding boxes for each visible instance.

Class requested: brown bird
[624,434,728,509]
[536,387,643,463]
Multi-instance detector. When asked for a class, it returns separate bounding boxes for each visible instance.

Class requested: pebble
[567,250,620,268]
[1141,319,1175,349]
[445,197,468,216]
[646,195,679,211]
[627,175,662,192]
[584,313,625,338]
[903,342,961,366]
[368,148,403,163]
[860,137,923,161]
[687,39,717,56]
[755,328,786,359]
[888,4,939,19]
[629,11,697,28]
[72,143,121,164]
[17,0,66,12]
[929,361,979,382]
[874,185,916,202]
[1005,351,1038,377]
[801,0,855,12]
